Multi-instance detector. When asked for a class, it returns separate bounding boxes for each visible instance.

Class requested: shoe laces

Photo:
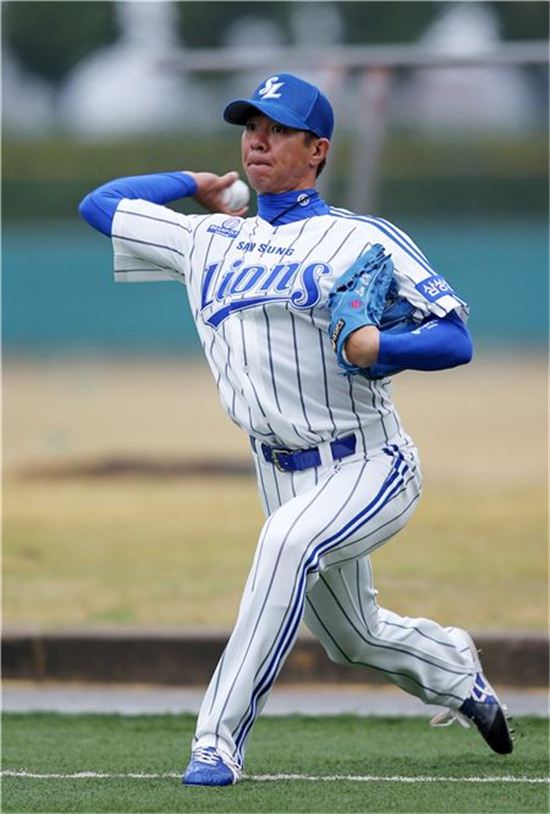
[430,708,471,729]
[192,746,242,777]
[193,747,222,766]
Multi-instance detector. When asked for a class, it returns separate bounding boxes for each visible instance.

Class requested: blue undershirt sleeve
[373,311,473,376]
[78,172,198,237]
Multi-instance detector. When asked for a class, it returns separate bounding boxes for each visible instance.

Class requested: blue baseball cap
[223,73,334,140]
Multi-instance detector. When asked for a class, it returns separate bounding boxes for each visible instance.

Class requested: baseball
[221,179,250,211]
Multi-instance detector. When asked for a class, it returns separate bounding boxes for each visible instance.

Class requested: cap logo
[258,76,284,100]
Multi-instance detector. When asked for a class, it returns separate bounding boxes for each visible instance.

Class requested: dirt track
[5,353,546,485]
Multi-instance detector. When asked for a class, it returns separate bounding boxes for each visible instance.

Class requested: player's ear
[310,137,330,170]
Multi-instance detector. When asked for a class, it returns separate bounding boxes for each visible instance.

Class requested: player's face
[241,114,325,194]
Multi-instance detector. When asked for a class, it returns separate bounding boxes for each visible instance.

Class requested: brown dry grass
[3,354,547,631]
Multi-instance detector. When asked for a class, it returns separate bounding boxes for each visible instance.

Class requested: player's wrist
[344,326,380,368]
[180,172,199,196]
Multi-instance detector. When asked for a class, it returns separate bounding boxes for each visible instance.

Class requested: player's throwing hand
[187,170,249,216]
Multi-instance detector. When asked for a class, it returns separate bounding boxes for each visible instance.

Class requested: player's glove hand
[328,243,394,374]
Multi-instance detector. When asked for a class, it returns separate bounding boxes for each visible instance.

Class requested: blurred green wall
[3,133,548,220]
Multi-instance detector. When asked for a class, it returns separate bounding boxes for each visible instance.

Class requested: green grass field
[2,714,548,813]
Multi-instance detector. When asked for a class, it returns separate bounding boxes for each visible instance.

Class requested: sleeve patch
[415,275,456,303]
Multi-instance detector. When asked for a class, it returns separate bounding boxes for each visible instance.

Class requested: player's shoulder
[327,205,435,272]
[327,205,406,237]
[326,205,392,238]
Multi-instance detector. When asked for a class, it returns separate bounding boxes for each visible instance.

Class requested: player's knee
[278,530,313,566]
[256,524,312,580]
[320,632,370,665]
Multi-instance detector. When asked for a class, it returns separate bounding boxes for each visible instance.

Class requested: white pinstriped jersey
[111,200,468,451]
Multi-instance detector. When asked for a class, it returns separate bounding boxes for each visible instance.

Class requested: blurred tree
[177,1,292,47]
[176,1,441,47]
[338,1,440,44]
[177,1,550,48]
[3,0,547,88]
[489,1,549,40]
[3,0,118,85]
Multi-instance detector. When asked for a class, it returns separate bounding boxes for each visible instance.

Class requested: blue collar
[257,188,330,225]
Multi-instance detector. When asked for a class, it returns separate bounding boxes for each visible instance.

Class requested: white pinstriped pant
[192,440,476,766]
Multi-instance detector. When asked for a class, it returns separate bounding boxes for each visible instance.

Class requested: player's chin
[244,164,275,194]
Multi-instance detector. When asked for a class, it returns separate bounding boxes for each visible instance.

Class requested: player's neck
[257,188,329,226]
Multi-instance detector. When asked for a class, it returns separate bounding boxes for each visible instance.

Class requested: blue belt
[252,433,357,473]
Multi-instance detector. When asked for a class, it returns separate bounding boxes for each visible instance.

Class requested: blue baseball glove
[328,244,423,379]
[328,243,396,374]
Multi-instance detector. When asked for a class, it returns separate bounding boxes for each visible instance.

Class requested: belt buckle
[271,448,290,472]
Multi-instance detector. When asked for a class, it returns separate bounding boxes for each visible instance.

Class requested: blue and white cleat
[431,630,514,755]
[458,672,514,754]
[182,746,242,786]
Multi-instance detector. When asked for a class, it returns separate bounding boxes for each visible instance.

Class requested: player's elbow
[78,190,113,237]
[448,323,473,368]
[78,193,94,225]
[460,331,474,366]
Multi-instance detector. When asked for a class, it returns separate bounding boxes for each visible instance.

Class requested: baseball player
[79,73,513,786]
